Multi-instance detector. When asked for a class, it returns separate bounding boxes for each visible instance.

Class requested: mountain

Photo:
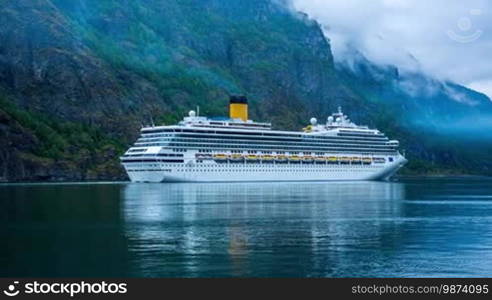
[0,0,491,181]
[335,48,492,174]
[336,47,492,130]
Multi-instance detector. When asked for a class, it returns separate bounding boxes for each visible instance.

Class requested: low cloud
[291,0,492,99]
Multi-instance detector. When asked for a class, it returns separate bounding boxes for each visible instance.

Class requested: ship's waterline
[121,97,407,182]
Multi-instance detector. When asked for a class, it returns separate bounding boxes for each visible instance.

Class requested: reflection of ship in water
[123,182,405,223]
[122,182,405,277]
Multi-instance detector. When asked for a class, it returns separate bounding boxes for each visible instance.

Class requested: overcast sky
[292,0,492,99]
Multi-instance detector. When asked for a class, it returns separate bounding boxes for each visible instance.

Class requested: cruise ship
[121,96,407,182]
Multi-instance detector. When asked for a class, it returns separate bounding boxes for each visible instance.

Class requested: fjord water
[1,178,492,278]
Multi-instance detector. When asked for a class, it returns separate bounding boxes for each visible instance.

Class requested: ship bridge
[179,110,272,131]
[303,107,380,136]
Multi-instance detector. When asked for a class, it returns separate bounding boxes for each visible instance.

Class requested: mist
[291,0,492,99]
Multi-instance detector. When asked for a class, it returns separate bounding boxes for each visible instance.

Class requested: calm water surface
[1,178,492,277]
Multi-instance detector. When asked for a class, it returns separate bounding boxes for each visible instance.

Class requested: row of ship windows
[128,168,377,173]
[204,162,377,165]
[198,150,323,155]
[195,149,391,156]
[142,128,384,138]
[137,137,388,145]
[122,160,185,163]
[140,133,388,143]
[122,158,388,164]
[221,151,356,155]
[128,169,171,172]
[141,129,386,139]
[139,147,395,154]
[338,133,384,139]
[135,141,392,149]
[123,160,384,166]
[136,136,390,144]
[135,142,397,150]
[188,132,387,139]
[124,153,184,157]
[127,164,384,169]
[191,150,302,154]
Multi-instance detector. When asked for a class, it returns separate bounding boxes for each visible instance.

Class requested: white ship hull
[123,154,407,183]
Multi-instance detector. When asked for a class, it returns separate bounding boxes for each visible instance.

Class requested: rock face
[0,108,37,181]
[0,0,491,181]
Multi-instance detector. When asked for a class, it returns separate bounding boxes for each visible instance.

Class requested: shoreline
[1,175,491,185]
[396,174,492,179]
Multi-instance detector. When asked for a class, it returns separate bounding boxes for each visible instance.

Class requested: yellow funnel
[229,96,248,121]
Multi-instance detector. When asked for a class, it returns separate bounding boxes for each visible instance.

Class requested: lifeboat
[229,154,244,162]
[213,154,228,163]
[373,157,386,164]
[362,157,372,164]
[351,157,361,163]
[261,155,275,160]
[289,155,301,163]
[245,155,259,161]
[275,155,288,163]
[340,157,351,164]
[315,156,327,163]
[328,156,338,164]
[303,125,313,133]
[303,156,314,163]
